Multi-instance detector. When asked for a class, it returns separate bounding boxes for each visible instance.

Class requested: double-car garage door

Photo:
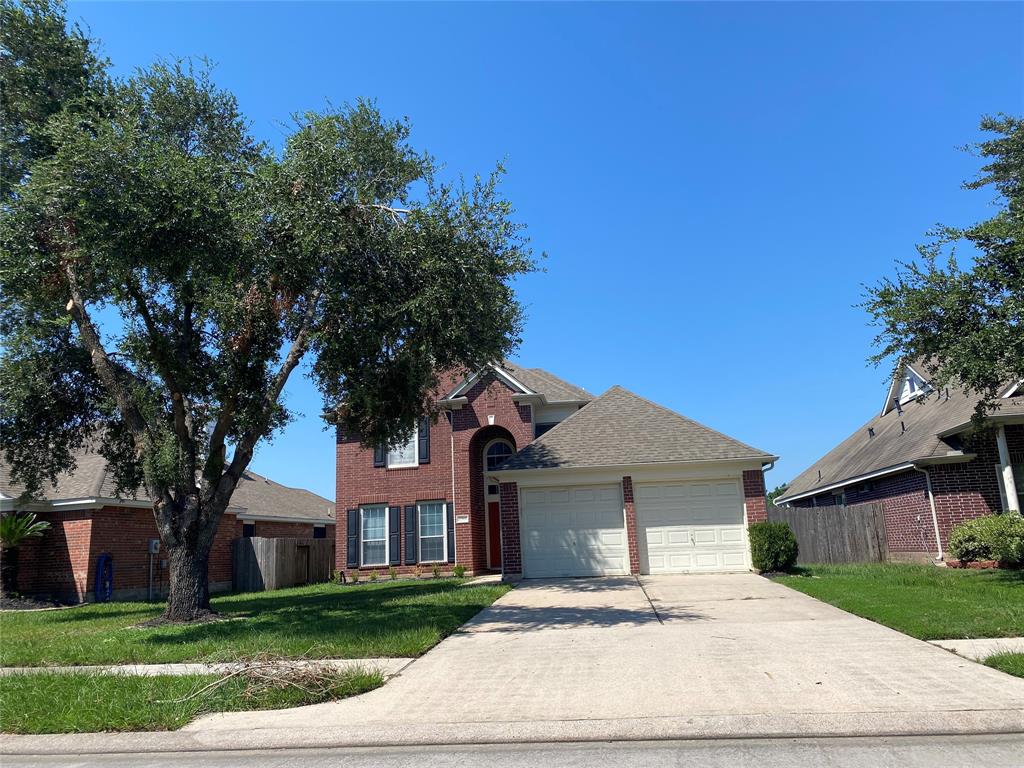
[519,480,748,577]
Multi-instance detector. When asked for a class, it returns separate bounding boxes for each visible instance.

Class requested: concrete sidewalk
[929,638,1024,662]
[0,658,412,678]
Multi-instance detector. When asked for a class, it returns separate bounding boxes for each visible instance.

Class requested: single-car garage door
[520,485,627,577]
[635,480,748,574]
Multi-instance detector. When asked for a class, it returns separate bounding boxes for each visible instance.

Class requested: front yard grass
[774,563,1023,640]
[984,652,1024,679]
[0,578,511,667]
[0,667,383,734]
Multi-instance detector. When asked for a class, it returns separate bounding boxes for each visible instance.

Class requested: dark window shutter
[418,416,430,464]
[346,509,359,568]
[373,444,385,467]
[446,502,456,563]
[404,505,417,565]
[388,506,401,566]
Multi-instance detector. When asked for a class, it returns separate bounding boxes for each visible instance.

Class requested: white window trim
[360,505,389,567]
[386,427,419,469]
[417,500,447,564]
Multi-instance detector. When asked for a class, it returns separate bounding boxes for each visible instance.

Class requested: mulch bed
[0,595,72,611]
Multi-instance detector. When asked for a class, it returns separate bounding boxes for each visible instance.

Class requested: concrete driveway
[182,573,1024,746]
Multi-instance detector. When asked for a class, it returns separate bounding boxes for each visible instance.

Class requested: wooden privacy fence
[233,537,334,593]
[768,502,889,564]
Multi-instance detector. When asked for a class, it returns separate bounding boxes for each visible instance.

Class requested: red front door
[488,501,502,570]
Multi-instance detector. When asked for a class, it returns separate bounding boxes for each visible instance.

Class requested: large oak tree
[0,0,534,620]
[865,115,1023,417]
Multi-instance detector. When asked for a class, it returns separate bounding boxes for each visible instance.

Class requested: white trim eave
[237,513,336,525]
[446,363,536,400]
[936,413,1024,439]
[2,498,249,514]
[437,396,468,410]
[775,463,918,506]
[777,452,978,506]
[492,456,776,486]
[1001,380,1022,398]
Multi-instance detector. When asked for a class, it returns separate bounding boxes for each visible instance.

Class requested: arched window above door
[485,440,514,472]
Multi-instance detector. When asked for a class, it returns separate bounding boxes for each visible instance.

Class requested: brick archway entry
[469,426,517,572]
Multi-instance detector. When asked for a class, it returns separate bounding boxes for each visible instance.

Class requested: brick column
[499,482,522,578]
[743,469,768,524]
[622,476,641,575]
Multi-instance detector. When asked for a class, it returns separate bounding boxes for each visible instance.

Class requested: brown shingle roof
[0,449,334,524]
[498,361,592,402]
[497,385,775,471]
[777,384,1024,504]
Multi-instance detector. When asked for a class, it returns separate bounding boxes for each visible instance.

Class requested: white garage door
[520,485,628,578]
[635,480,748,574]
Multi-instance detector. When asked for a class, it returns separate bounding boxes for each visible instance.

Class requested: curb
[4,709,1024,755]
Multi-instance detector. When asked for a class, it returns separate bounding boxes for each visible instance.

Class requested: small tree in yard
[0,513,52,596]
[864,115,1023,422]
[0,1,534,621]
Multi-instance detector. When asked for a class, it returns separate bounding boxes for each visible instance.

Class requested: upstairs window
[386,428,418,468]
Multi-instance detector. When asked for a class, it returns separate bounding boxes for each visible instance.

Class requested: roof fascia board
[936,413,1024,439]
[237,513,335,525]
[493,455,777,483]
[447,363,536,399]
[1000,380,1022,398]
[775,462,919,505]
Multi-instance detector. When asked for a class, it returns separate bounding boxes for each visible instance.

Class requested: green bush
[948,514,1024,565]
[748,521,798,572]
[452,565,466,578]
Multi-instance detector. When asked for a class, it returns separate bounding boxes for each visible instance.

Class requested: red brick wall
[16,507,329,602]
[622,476,640,575]
[499,481,522,576]
[743,470,768,524]
[336,371,534,575]
[16,510,92,600]
[787,424,1024,558]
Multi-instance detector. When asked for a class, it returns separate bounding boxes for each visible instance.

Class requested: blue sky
[71,1,1024,499]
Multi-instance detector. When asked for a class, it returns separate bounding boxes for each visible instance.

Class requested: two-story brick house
[336,361,777,579]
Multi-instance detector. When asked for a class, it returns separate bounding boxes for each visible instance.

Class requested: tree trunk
[163,542,212,621]
[0,546,19,598]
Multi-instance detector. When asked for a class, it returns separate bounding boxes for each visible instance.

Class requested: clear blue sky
[71,1,1024,500]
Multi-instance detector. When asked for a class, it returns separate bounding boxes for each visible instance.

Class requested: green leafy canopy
[0,0,535,609]
[864,115,1023,418]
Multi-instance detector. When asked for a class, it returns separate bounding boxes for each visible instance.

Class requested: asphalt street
[6,735,1024,768]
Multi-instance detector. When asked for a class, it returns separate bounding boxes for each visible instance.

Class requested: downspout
[449,412,456,563]
[912,465,943,561]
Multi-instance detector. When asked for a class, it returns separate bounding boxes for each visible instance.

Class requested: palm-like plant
[0,512,51,597]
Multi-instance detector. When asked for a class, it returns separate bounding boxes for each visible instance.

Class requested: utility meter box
[148,539,160,555]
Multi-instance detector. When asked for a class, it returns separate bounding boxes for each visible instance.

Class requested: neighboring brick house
[337,361,776,579]
[0,450,335,602]
[775,360,1024,561]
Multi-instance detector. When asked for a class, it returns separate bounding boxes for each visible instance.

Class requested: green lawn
[774,563,1024,640]
[0,667,383,734]
[0,579,511,667]
[984,652,1024,679]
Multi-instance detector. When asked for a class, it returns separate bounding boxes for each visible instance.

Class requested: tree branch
[208,290,322,513]
[64,263,150,448]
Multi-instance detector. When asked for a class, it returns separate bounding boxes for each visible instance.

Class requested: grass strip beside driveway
[0,579,511,667]
[774,563,1023,640]
[985,652,1024,679]
[0,667,382,734]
